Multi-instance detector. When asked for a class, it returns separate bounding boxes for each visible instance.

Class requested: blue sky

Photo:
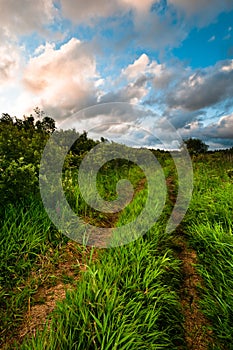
[0,0,233,149]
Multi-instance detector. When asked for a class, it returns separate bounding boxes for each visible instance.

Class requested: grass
[17,158,185,349]
[183,154,233,349]
[2,151,233,349]
[0,198,70,344]
[1,160,165,348]
[20,226,184,349]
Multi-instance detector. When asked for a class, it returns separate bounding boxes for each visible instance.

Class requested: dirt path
[173,233,213,349]
[2,242,91,349]
[167,176,213,349]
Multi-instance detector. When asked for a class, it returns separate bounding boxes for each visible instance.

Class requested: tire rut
[167,176,213,350]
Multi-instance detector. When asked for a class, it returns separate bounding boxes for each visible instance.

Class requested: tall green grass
[21,228,184,349]
[62,162,146,221]
[0,198,66,344]
[20,160,184,349]
[184,155,233,349]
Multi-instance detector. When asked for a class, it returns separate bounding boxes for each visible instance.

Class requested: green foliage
[21,222,183,350]
[184,155,233,348]
[0,112,52,205]
[0,157,38,203]
[0,112,99,206]
[0,198,57,341]
[183,137,209,155]
[1,143,185,349]
[1,108,233,349]
[70,130,98,156]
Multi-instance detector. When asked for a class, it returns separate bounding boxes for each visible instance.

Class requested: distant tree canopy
[0,112,56,134]
[183,138,209,155]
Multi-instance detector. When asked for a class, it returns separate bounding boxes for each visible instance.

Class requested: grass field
[1,151,233,349]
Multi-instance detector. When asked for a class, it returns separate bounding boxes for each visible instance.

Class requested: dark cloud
[100,75,148,104]
[166,60,233,111]
[177,113,233,149]
[164,109,205,129]
[203,114,233,139]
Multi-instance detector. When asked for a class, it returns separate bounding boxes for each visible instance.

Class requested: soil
[2,242,92,349]
[166,176,213,349]
[174,234,213,349]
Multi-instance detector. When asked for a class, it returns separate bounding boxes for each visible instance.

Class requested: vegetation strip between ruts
[13,164,185,349]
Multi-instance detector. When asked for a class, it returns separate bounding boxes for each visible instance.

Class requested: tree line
[0,110,232,209]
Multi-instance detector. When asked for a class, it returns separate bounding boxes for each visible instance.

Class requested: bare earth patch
[174,234,213,350]
[166,175,213,349]
[2,241,92,349]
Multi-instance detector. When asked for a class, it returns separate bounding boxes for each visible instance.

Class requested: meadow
[0,114,233,349]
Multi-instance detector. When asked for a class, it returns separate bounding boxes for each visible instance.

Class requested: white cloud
[122,53,178,90]
[221,61,233,72]
[0,43,22,84]
[22,38,100,118]
[208,35,216,42]
[122,54,150,80]
[120,0,155,13]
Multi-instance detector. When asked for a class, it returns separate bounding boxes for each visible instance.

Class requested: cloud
[22,38,100,118]
[122,54,180,96]
[168,0,233,25]
[122,54,150,80]
[122,53,178,89]
[60,0,155,24]
[0,42,22,84]
[0,0,57,38]
[166,60,233,111]
[100,75,148,104]
[123,56,233,145]
[60,0,187,51]
[121,0,155,13]
[59,0,233,53]
[132,10,187,50]
[203,113,233,139]
[164,109,205,129]
[96,53,175,109]
[60,0,119,24]
[174,113,233,149]
[60,0,233,27]
[208,35,216,42]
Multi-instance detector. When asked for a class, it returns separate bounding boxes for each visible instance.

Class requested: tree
[0,113,13,125]
[183,138,209,155]
[38,116,56,133]
[0,112,56,205]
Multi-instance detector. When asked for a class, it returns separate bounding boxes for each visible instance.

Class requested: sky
[1,0,233,149]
